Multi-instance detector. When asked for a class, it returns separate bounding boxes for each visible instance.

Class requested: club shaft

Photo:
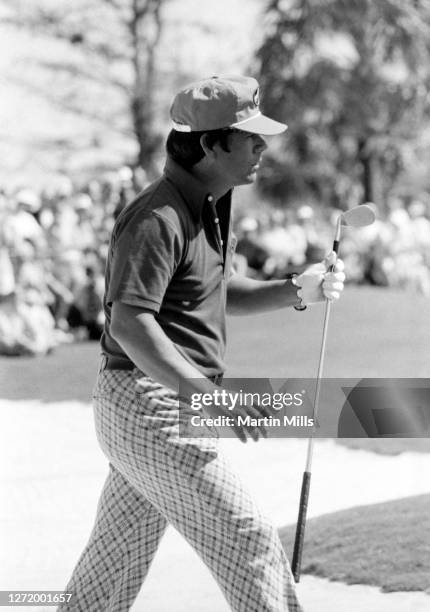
[292,237,339,582]
[305,299,332,471]
[292,300,332,581]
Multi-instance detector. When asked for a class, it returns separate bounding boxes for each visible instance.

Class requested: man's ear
[199,133,217,160]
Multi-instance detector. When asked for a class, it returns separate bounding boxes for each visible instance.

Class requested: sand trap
[1,399,430,611]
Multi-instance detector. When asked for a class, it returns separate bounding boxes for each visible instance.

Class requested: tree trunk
[358,138,373,202]
[129,0,163,179]
[358,138,385,209]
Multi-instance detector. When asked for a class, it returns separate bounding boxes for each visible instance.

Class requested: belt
[103,355,135,370]
[101,355,223,385]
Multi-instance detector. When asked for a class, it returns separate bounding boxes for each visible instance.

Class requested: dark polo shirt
[100,157,235,376]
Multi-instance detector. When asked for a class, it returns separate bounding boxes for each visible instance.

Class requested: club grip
[327,240,340,273]
[291,471,311,583]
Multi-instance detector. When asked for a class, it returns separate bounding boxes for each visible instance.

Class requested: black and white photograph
[1,1,430,611]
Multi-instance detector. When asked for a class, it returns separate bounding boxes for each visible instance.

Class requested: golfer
[59,75,345,611]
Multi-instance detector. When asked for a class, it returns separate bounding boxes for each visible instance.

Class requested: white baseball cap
[170,75,287,136]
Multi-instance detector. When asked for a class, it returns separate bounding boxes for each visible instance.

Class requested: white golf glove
[295,252,345,306]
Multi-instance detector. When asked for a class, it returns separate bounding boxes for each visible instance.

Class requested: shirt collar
[163,156,231,221]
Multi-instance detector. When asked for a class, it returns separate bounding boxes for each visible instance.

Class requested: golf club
[291,203,377,583]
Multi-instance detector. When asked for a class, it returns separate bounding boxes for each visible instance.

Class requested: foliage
[255,0,430,208]
[2,0,169,177]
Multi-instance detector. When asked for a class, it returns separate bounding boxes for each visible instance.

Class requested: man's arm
[226,274,300,315]
[110,301,272,442]
[110,301,213,395]
[227,252,345,316]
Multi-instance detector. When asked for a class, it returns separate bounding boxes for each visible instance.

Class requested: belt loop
[100,354,108,372]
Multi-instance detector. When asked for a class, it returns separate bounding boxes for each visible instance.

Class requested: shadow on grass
[281,494,430,592]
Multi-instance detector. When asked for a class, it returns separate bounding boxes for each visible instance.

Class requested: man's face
[213,130,268,187]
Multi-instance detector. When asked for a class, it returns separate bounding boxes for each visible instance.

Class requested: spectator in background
[258,209,291,276]
[235,216,270,277]
[282,208,308,269]
[408,199,430,253]
[72,194,96,252]
[295,205,326,264]
[6,189,47,255]
[0,235,58,355]
[113,166,136,219]
[0,196,20,354]
[0,190,58,355]
[1,172,429,357]
[67,265,105,340]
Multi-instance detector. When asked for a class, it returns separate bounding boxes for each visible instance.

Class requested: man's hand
[198,393,271,444]
[295,251,345,306]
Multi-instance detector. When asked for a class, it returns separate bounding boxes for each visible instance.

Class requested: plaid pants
[59,365,303,612]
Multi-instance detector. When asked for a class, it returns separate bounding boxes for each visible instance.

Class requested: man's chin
[243,172,257,184]
[232,173,257,187]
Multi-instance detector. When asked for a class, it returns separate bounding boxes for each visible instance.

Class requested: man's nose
[255,135,268,153]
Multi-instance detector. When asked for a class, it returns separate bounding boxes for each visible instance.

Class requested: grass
[2,286,430,594]
[225,285,430,379]
[226,285,430,455]
[280,494,430,593]
[0,341,100,403]
[1,286,429,454]
[336,438,430,455]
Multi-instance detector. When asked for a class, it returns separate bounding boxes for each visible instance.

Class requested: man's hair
[166,129,236,170]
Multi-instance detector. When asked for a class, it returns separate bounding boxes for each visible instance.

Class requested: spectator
[1,176,429,357]
[67,265,105,340]
[235,216,270,277]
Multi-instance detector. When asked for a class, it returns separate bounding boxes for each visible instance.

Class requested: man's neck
[189,165,232,201]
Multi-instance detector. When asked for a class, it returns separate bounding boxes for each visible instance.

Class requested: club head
[341,203,376,228]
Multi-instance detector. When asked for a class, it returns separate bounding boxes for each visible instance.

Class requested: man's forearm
[226,273,300,315]
[110,302,217,396]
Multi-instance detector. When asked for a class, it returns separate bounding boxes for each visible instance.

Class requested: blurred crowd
[0,167,143,356]
[234,198,430,295]
[1,170,429,356]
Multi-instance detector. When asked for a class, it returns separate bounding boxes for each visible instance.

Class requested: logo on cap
[253,88,260,107]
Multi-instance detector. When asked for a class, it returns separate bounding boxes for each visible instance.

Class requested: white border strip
[172,121,192,132]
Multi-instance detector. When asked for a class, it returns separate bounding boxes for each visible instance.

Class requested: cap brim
[231,112,287,135]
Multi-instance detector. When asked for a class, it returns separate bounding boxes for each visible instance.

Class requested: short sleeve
[106,212,183,312]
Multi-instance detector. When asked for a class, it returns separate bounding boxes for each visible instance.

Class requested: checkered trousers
[59,365,303,612]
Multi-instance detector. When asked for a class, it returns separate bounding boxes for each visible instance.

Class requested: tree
[255,0,430,209]
[3,0,169,179]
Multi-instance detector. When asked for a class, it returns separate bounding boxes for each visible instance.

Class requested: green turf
[0,342,100,403]
[225,285,430,379]
[280,494,430,593]
[1,287,429,453]
[225,285,430,455]
[336,438,430,455]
